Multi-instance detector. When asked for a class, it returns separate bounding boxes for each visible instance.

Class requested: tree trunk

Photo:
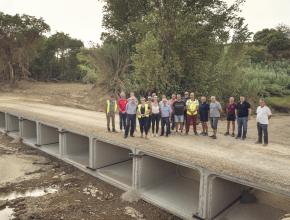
[8,61,15,84]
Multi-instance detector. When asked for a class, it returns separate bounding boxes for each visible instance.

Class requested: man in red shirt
[118,92,128,132]
[225,97,237,137]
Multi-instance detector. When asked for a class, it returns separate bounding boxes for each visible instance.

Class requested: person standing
[169,94,176,131]
[173,94,186,134]
[151,95,160,137]
[137,97,150,139]
[209,96,222,139]
[147,96,152,132]
[124,97,138,138]
[224,97,237,137]
[256,98,272,146]
[160,97,171,137]
[106,95,117,132]
[185,92,199,135]
[235,96,251,140]
[199,96,210,136]
[183,91,190,126]
[118,92,128,132]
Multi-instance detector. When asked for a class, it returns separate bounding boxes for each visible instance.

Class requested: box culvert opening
[208,176,290,220]
[138,154,200,219]
[93,141,133,188]
[63,132,89,167]
[0,112,5,130]
[21,119,37,146]
[6,114,19,137]
[38,124,59,156]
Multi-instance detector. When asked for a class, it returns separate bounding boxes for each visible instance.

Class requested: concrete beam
[37,123,60,156]
[20,119,37,146]
[5,113,19,138]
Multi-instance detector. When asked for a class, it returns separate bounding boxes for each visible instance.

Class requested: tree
[30,32,84,81]
[0,12,50,83]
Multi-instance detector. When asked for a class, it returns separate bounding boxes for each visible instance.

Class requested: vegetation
[1,2,290,111]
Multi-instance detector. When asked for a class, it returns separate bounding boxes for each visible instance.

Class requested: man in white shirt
[256,98,272,146]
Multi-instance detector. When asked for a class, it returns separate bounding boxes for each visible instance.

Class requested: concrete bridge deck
[0,100,289,219]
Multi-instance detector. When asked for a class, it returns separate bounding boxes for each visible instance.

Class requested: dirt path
[0,134,179,220]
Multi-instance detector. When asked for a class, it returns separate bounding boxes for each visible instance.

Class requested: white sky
[0,0,289,47]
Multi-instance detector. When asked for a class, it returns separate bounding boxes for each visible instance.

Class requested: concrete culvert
[63,132,89,167]
[0,112,5,131]
[93,140,133,189]
[137,154,200,219]
[208,176,290,220]
[6,114,19,137]
[20,119,37,146]
[38,124,60,156]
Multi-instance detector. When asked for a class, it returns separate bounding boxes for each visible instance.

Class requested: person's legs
[242,117,248,139]
[125,115,131,137]
[106,113,110,131]
[231,120,235,135]
[130,115,136,136]
[185,114,190,134]
[139,118,144,136]
[156,114,160,134]
[122,113,127,130]
[144,117,149,136]
[261,124,268,144]
[175,115,179,132]
[111,113,115,131]
[257,122,262,143]
[147,115,151,132]
[237,117,242,138]
[161,117,165,136]
[225,120,230,135]
[151,114,157,134]
[171,113,175,130]
[192,115,197,134]
[180,115,184,132]
[119,112,123,130]
[165,117,170,136]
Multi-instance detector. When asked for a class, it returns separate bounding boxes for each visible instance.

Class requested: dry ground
[0,133,179,220]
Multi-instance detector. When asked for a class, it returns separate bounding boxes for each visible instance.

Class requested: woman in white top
[151,96,161,137]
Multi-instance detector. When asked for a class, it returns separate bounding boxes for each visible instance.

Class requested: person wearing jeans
[235,96,251,140]
[256,98,272,146]
[137,97,150,139]
[124,98,138,138]
[118,92,128,132]
[160,98,171,137]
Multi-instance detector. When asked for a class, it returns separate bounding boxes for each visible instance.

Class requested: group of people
[105,91,272,146]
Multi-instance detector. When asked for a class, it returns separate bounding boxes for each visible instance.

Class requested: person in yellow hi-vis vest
[137,97,150,139]
[186,92,199,135]
[105,95,117,132]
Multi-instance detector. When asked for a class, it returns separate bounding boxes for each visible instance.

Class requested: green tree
[0,12,50,83]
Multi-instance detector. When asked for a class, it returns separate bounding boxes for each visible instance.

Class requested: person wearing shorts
[185,92,199,135]
[209,96,222,139]
[199,96,209,136]
[173,94,185,134]
[225,97,237,137]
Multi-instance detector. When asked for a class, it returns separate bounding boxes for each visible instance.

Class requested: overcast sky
[1,0,289,46]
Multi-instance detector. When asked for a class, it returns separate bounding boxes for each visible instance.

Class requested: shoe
[235,136,241,139]
[124,135,128,139]
[204,132,208,136]
[200,132,205,135]
[166,135,169,137]
[263,143,268,147]
[185,132,189,135]
[141,134,144,138]
[130,135,135,137]
[145,135,148,139]
[255,141,262,144]
[194,132,198,136]
[112,129,117,133]
[107,128,111,132]
[242,137,246,140]
[210,135,217,139]
[231,133,235,137]
[224,132,229,136]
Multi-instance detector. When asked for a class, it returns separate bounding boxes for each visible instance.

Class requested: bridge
[0,100,289,219]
